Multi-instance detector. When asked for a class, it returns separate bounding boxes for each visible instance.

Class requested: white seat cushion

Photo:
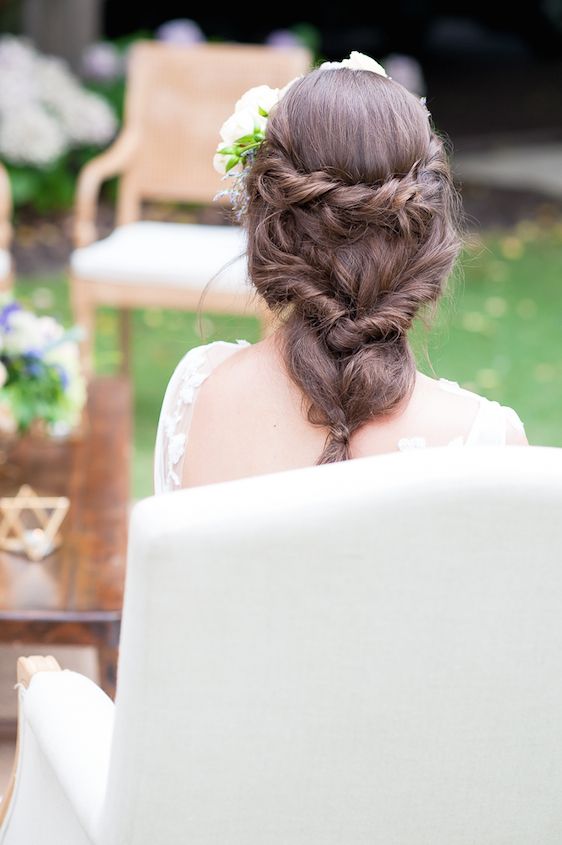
[0,248,11,280]
[70,221,251,293]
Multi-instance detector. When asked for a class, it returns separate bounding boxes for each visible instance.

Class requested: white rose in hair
[213,150,242,176]
[235,84,280,117]
[343,51,388,76]
[320,51,388,78]
[219,108,257,146]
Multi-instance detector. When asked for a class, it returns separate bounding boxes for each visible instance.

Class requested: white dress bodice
[154,340,527,495]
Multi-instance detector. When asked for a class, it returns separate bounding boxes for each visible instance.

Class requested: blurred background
[1,0,562,495]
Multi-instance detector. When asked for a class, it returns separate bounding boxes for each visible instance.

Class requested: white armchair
[0,162,13,292]
[2,445,562,844]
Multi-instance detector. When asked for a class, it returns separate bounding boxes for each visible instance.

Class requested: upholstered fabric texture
[70,222,249,291]
[100,446,562,845]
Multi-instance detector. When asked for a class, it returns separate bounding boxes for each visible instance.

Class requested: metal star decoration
[0,485,70,562]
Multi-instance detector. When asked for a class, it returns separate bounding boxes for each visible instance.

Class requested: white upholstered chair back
[100,445,562,844]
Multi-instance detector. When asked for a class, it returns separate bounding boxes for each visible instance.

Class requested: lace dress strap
[397,378,526,452]
[154,340,250,494]
[437,377,526,446]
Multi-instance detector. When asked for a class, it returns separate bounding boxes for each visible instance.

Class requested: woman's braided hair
[243,67,463,464]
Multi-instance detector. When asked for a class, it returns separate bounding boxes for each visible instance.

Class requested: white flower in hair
[320,50,388,77]
[234,84,281,119]
[214,78,304,177]
[214,84,281,176]
[219,108,257,147]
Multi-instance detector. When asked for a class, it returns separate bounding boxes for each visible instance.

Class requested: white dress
[154,339,527,495]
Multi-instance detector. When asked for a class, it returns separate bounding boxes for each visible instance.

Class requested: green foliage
[2,355,67,432]
[216,129,266,173]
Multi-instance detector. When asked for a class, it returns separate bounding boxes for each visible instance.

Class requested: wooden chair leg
[0,269,14,295]
[0,656,61,828]
[70,277,96,377]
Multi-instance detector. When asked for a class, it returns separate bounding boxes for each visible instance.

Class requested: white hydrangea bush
[0,35,117,168]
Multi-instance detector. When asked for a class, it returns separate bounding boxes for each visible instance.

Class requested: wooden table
[0,376,131,707]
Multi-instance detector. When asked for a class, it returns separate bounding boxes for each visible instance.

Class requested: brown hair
[243,67,463,464]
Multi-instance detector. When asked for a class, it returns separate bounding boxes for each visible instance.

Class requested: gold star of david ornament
[0,485,70,562]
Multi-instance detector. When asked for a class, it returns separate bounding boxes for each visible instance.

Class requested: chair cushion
[0,249,11,281]
[70,221,251,292]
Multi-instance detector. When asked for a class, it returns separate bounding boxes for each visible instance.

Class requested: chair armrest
[73,128,140,248]
[0,657,114,844]
[0,161,13,251]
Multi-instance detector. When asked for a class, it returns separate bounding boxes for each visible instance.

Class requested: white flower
[0,37,117,166]
[38,55,117,146]
[213,151,237,176]
[0,37,38,110]
[0,104,67,165]
[214,81,292,177]
[219,108,257,146]
[2,310,44,354]
[44,339,80,373]
[0,35,36,73]
[37,316,65,345]
[0,361,7,388]
[234,84,280,117]
[320,50,388,77]
[0,66,39,111]
[55,90,117,146]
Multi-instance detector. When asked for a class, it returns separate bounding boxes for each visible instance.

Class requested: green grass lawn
[15,219,562,500]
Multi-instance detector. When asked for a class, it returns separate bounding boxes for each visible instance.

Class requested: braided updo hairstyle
[243,67,463,464]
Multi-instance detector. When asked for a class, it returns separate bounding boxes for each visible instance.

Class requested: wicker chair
[69,41,311,373]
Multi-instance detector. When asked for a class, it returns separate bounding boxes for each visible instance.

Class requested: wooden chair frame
[0,161,13,292]
[70,41,311,373]
[0,656,61,829]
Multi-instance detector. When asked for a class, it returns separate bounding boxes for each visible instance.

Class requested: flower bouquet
[0,298,86,438]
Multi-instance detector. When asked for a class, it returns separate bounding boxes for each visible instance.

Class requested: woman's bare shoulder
[180,336,308,487]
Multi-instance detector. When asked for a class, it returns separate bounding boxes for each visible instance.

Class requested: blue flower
[53,363,69,390]
[25,361,42,378]
[24,350,43,378]
[0,301,22,330]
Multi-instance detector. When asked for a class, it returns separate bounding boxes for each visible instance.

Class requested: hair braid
[244,67,463,464]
